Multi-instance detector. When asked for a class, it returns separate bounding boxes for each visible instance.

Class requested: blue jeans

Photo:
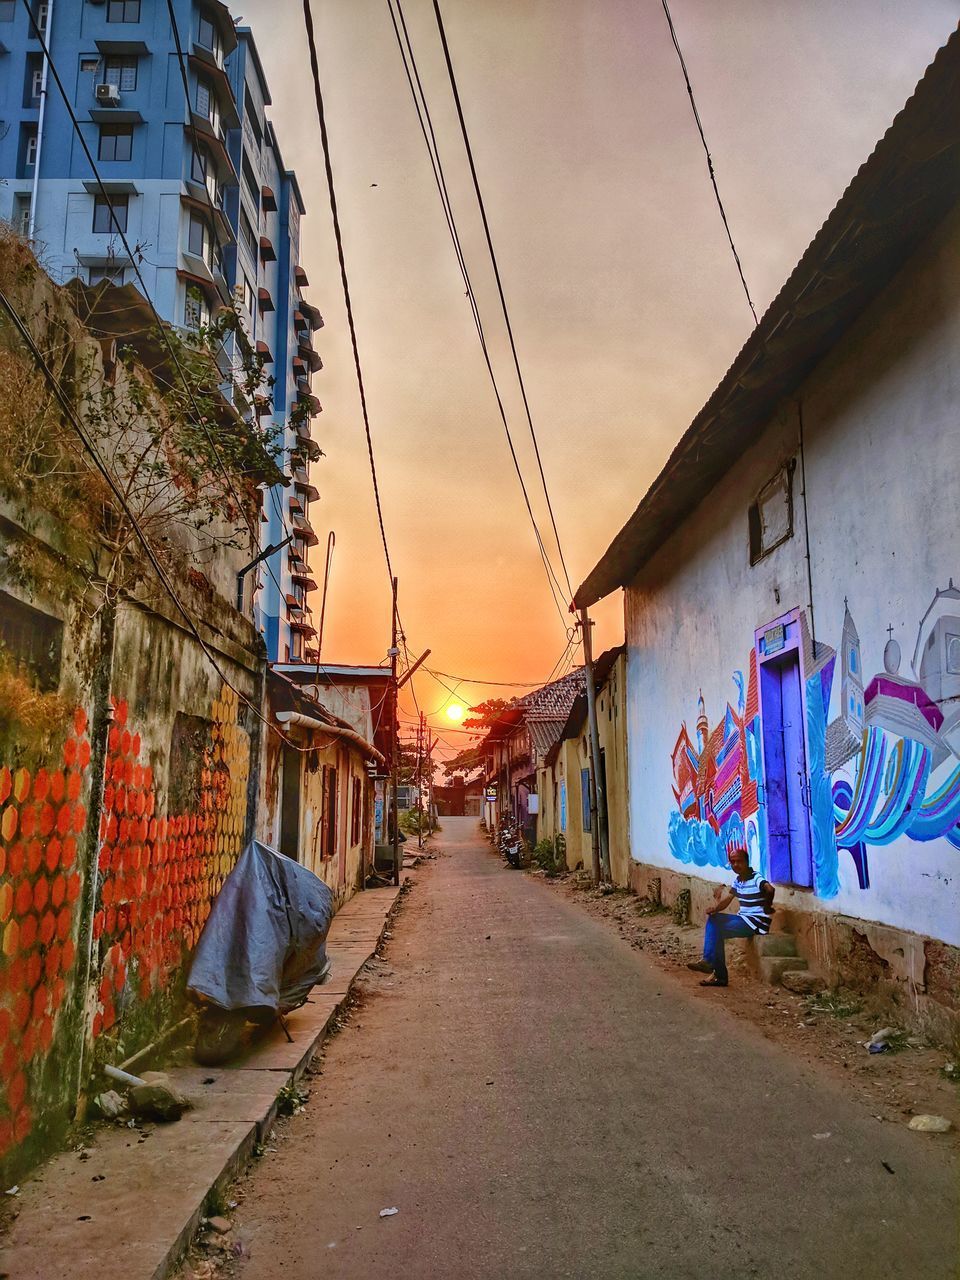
[703,912,755,981]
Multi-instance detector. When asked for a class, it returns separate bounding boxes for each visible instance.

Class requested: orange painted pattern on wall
[0,686,249,1162]
[0,707,90,1159]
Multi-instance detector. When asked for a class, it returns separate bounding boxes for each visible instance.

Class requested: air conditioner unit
[95,82,120,106]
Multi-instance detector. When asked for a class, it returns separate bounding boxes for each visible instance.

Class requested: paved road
[231,818,957,1279]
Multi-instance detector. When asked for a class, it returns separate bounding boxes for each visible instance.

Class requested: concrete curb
[0,883,406,1280]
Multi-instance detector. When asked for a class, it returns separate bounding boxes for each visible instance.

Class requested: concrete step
[759,954,809,985]
[757,933,799,958]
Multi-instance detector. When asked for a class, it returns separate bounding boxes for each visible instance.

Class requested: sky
[239,0,959,762]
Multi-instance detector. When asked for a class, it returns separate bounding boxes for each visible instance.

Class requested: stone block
[759,955,809,985]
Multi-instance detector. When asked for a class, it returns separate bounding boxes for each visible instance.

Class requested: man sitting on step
[687,842,775,988]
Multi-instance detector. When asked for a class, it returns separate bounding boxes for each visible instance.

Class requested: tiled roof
[518,667,587,720]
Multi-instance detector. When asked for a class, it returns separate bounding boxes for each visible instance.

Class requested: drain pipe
[28,0,55,242]
[580,607,610,883]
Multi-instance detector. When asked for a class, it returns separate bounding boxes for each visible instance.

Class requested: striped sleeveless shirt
[732,871,773,934]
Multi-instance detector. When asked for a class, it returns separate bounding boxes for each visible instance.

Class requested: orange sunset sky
[241,0,958,764]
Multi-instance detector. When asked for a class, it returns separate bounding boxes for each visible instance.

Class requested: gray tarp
[186,840,334,1016]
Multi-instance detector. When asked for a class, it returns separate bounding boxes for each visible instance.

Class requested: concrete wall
[0,243,262,1181]
[623,201,960,964]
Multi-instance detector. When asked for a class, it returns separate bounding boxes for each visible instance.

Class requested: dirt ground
[539,867,960,1141]
[175,826,957,1279]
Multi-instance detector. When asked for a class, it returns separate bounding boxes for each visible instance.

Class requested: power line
[301,0,395,587]
[658,0,758,326]
[386,0,571,628]
[430,0,575,600]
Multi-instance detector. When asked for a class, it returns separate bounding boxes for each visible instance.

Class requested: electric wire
[386,0,571,628]
[430,0,575,599]
[301,0,395,586]
[658,0,758,326]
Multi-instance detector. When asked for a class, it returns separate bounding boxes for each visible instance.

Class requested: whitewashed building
[575,32,960,1004]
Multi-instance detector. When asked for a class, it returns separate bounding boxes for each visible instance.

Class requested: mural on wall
[0,685,248,1163]
[668,582,960,899]
[668,649,767,876]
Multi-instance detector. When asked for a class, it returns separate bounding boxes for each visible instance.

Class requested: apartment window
[190,146,207,185]
[31,2,48,33]
[26,58,43,106]
[89,265,125,286]
[24,129,38,170]
[107,0,140,21]
[80,57,100,73]
[104,56,138,92]
[748,461,795,565]
[188,212,215,270]
[184,283,209,331]
[197,15,223,63]
[239,207,257,260]
[196,77,220,137]
[92,194,128,234]
[241,273,256,316]
[98,125,133,162]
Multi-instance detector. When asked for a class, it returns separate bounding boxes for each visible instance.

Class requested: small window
[92,194,128,234]
[239,207,257,260]
[29,64,43,105]
[98,125,133,162]
[0,591,63,693]
[104,56,138,91]
[188,212,214,268]
[0,1,15,20]
[748,461,794,565]
[947,634,960,676]
[322,766,338,858]
[196,78,211,119]
[107,0,140,21]
[89,265,125,286]
[197,14,223,62]
[13,195,31,238]
[24,129,38,170]
[190,146,207,185]
[241,272,256,316]
[183,283,209,330]
[80,56,100,73]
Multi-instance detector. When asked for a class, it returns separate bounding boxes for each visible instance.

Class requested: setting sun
[446,704,465,722]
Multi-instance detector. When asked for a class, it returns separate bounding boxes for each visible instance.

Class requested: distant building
[0,0,322,662]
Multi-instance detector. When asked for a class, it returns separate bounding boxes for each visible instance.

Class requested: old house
[260,666,389,898]
[480,669,585,841]
[575,32,960,1006]
[537,647,629,881]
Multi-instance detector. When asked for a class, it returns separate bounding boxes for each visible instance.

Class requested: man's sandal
[686,960,713,974]
[699,978,728,987]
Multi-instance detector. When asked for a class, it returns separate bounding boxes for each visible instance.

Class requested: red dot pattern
[0,709,91,1159]
[0,688,249,1165]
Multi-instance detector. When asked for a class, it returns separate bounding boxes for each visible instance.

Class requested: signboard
[485,787,497,802]
[763,623,786,655]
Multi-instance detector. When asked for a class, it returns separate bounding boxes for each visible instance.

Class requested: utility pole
[416,711,425,850]
[580,607,610,883]
[390,577,400,887]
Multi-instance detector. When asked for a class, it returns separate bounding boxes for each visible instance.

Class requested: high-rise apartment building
[0,0,322,662]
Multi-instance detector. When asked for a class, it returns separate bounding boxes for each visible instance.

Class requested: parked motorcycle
[496,814,524,870]
[186,840,334,1065]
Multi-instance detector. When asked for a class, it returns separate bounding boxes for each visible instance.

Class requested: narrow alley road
[226,819,957,1279]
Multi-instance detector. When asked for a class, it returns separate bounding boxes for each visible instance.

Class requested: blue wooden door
[760,650,813,887]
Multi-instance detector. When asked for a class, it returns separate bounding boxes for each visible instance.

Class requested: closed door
[760,650,813,887]
[279,744,301,861]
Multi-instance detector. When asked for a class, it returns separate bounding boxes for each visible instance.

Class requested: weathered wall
[0,246,263,1180]
[624,200,960,950]
[258,726,371,907]
[596,654,630,886]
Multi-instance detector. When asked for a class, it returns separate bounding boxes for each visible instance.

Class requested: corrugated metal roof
[575,25,960,608]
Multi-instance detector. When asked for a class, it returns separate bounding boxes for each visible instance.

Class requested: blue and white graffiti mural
[669,583,960,898]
